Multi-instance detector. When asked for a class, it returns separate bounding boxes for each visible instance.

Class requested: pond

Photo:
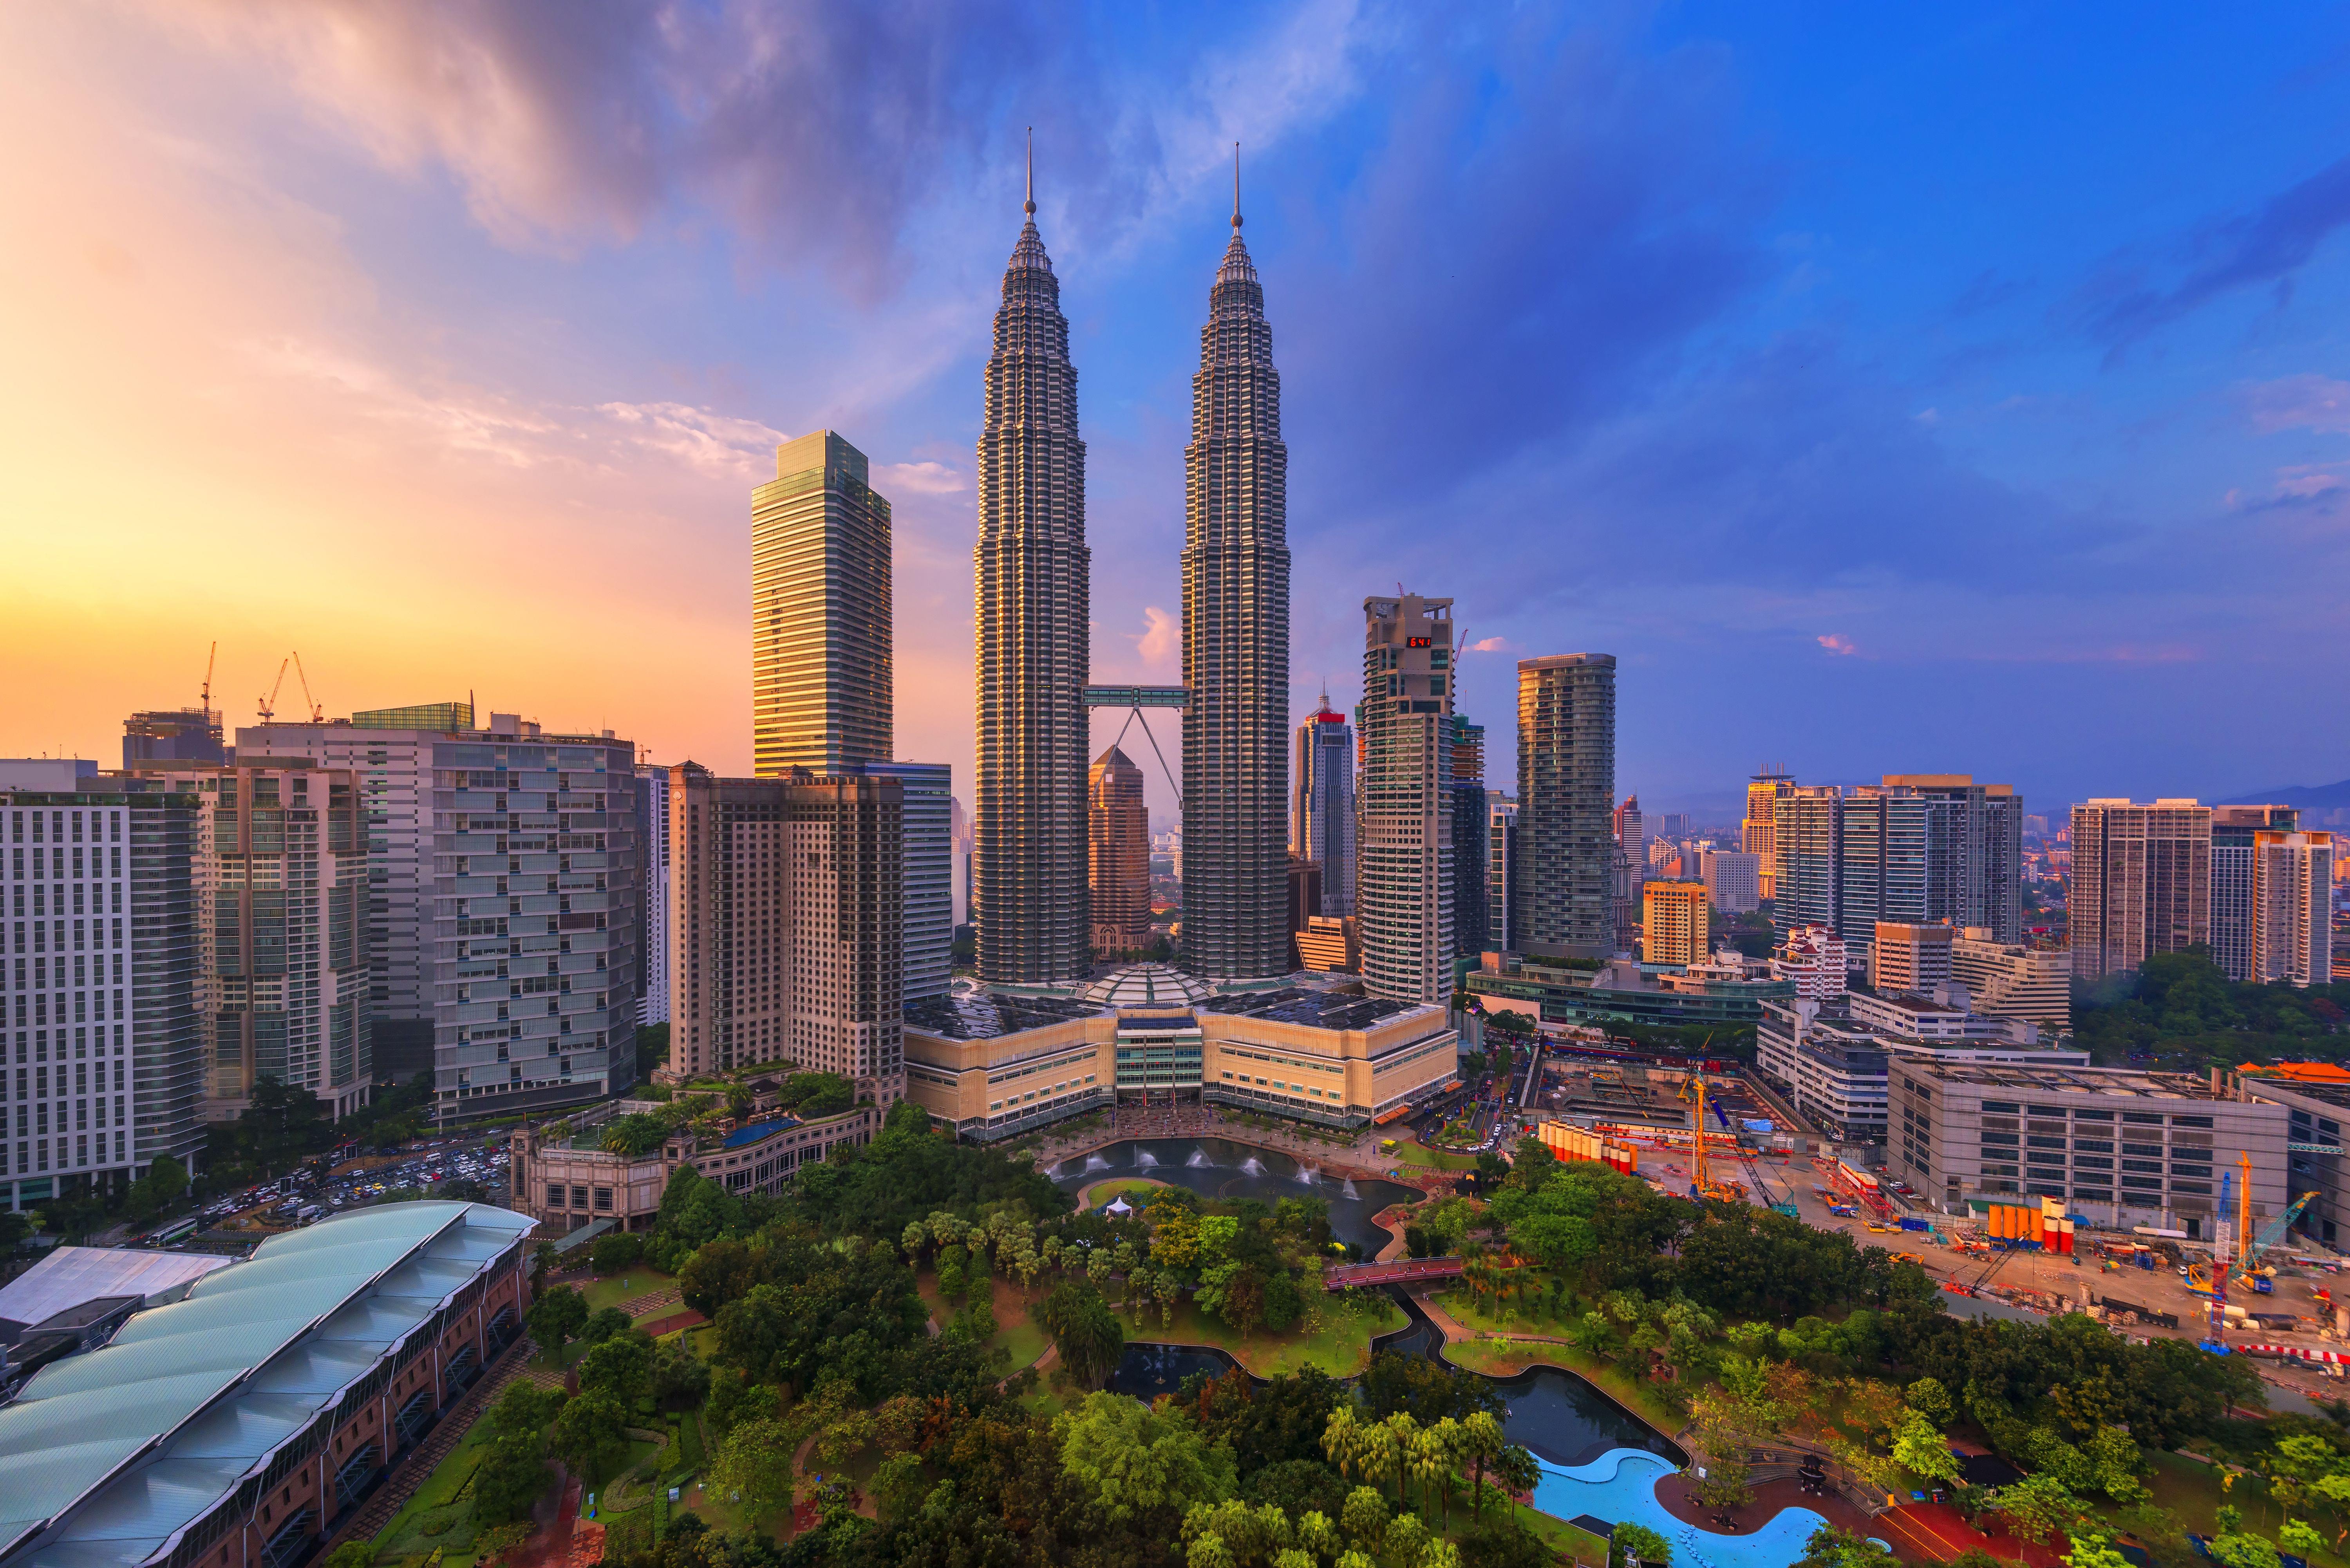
[1479,1365,1686,1469]
[1107,1341,1247,1401]
[1050,1138,1420,1254]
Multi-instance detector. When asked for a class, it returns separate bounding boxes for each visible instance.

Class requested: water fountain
[1186,1147,1214,1169]
[1239,1156,1266,1177]
[1083,1153,1110,1174]
[1135,1149,1161,1169]
[1298,1164,1320,1184]
[1341,1178,1359,1199]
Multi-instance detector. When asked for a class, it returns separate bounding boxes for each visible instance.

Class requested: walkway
[317,1335,539,1554]
[1325,1257,1462,1290]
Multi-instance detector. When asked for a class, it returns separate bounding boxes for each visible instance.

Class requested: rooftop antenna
[1233,141,1242,230]
[1025,126,1035,217]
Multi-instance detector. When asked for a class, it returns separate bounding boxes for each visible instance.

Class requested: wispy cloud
[2239,373,2350,435]
[878,460,965,495]
[1816,633,1860,656]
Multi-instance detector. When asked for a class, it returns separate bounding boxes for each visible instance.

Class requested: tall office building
[668,765,902,1103]
[1641,882,1709,968]
[0,776,204,1203]
[2068,798,2212,984]
[1743,773,1793,900]
[1087,747,1151,956]
[974,164,1090,985]
[2213,804,2297,982]
[239,705,470,1079]
[123,708,224,770]
[1448,714,1490,958]
[1881,775,2025,943]
[1181,187,1291,982]
[753,430,893,775]
[1357,595,1456,1002]
[865,762,952,1006]
[1291,696,1354,916]
[1487,796,1519,953]
[1610,794,1644,953]
[2253,830,2335,986]
[174,762,374,1120]
[1772,786,1844,943]
[634,763,671,1026]
[1514,654,1616,959]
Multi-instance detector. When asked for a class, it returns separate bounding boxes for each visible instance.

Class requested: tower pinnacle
[1232,141,1242,229]
[1025,126,1035,216]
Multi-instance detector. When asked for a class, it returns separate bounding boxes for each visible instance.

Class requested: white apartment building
[0,775,205,1207]
[1950,928,2070,1027]
[634,763,671,1028]
[1700,849,1759,914]
[2253,831,2335,987]
[1773,924,1848,1000]
[1757,995,2080,1145]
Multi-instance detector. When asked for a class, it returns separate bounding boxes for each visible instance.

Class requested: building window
[547,1183,564,1207]
[572,1185,589,1207]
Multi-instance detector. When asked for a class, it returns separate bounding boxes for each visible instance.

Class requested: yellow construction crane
[258,657,291,723]
[291,651,324,723]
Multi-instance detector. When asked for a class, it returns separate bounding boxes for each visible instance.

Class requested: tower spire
[1025,126,1035,216]
[1232,141,1242,230]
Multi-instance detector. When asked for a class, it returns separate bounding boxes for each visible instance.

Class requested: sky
[4,2,2348,825]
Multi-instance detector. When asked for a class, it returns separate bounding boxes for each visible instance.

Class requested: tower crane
[258,657,291,724]
[199,641,216,721]
[291,651,324,723]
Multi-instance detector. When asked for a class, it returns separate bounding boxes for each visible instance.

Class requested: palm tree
[1460,1412,1506,1517]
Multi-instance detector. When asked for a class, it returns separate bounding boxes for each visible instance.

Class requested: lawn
[1077,1177,1170,1211]
[1426,1284,1582,1337]
[1385,1138,1479,1173]
[372,1415,507,1568]
[577,1268,678,1315]
[1128,1292,1408,1378]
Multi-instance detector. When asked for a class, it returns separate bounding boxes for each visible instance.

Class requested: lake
[1050,1137,1421,1254]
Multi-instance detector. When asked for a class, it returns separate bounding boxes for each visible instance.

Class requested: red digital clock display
[1407,636,1431,648]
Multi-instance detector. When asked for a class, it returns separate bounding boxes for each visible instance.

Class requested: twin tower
[974,157,1291,985]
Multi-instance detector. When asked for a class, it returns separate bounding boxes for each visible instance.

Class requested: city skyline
[6,8,2350,823]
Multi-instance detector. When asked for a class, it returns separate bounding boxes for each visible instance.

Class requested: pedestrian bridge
[1323,1257,1463,1290]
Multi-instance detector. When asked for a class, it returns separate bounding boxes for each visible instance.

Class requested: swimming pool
[1531,1449,1841,1568]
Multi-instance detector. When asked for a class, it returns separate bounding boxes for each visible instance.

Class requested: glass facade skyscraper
[1291,698,1353,917]
[1513,654,1616,959]
[753,430,893,776]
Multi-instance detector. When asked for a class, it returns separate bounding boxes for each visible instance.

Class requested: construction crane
[291,651,324,723]
[199,641,216,721]
[258,657,291,724]
[1690,1078,1743,1203]
[2241,1190,2321,1286]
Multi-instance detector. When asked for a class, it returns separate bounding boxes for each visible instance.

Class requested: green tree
[1610,1520,1673,1566]
[2062,1535,2136,1568]
[1789,1526,1891,1568]
[1056,1390,1235,1524]
[1996,1472,2079,1546]
[649,1338,710,1410]
[1891,1408,1963,1487]
[873,1451,927,1524]
[547,1391,630,1485]
[1906,1377,1955,1426]
[1041,1280,1126,1390]
[578,1305,633,1346]
[576,1333,653,1405]
[709,1416,798,1525]
[1459,1411,1506,1517]
[130,1155,190,1218]
[589,1232,644,1274]
[525,1283,587,1349]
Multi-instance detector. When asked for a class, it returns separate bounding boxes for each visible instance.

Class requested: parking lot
[185,1134,512,1238]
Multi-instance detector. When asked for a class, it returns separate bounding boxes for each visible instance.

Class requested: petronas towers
[974,152,1291,985]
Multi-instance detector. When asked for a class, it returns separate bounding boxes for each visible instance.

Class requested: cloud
[2070,154,2350,348]
[2239,374,2350,435]
[2272,464,2347,499]
[1135,606,1178,669]
[878,460,966,495]
[596,401,787,475]
[1816,633,1859,656]
[1468,636,1512,653]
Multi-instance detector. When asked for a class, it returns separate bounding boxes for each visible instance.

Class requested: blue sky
[5,2,2346,824]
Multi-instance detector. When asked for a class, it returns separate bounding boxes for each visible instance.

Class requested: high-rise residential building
[1514,654,1616,960]
[0,777,204,1205]
[1881,775,2025,943]
[1771,777,2027,962]
[667,765,902,1104]
[950,795,971,929]
[752,430,893,776]
[162,762,372,1122]
[1869,920,1954,995]
[1291,695,1354,917]
[1611,798,1644,951]
[2253,830,2336,986]
[2213,804,2298,982]
[1357,595,1457,1003]
[1612,796,1646,864]
[1657,813,1692,840]
[1700,849,1760,913]
[1448,714,1490,959]
[974,166,1090,985]
[2068,798,2213,984]
[634,763,671,1026]
[254,712,640,1123]
[1641,881,1708,968]
[1487,796,1519,954]
[1088,747,1152,956]
[864,761,952,1006]
[123,708,224,770]
[239,706,471,1079]
[1181,187,1291,982]
[1951,929,2070,1027]
[1743,773,1794,899]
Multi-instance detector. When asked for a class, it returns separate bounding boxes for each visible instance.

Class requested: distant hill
[2218,778,2350,809]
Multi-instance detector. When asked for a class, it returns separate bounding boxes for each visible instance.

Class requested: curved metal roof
[0,1201,532,1568]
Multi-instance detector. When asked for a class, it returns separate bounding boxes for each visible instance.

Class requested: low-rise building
[1869,922,1953,995]
[507,1099,882,1231]
[1296,916,1360,974]
[900,965,1456,1140]
[1755,996,2082,1143]
[1464,951,1792,1037]
[1887,1058,2287,1234]
[0,1202,531,1568]
[1773,925,1848,1001]
[2229,1062,2350,1248]
[1949,928,2071,1028]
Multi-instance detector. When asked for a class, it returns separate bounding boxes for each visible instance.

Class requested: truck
[295,1204,323,1225]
